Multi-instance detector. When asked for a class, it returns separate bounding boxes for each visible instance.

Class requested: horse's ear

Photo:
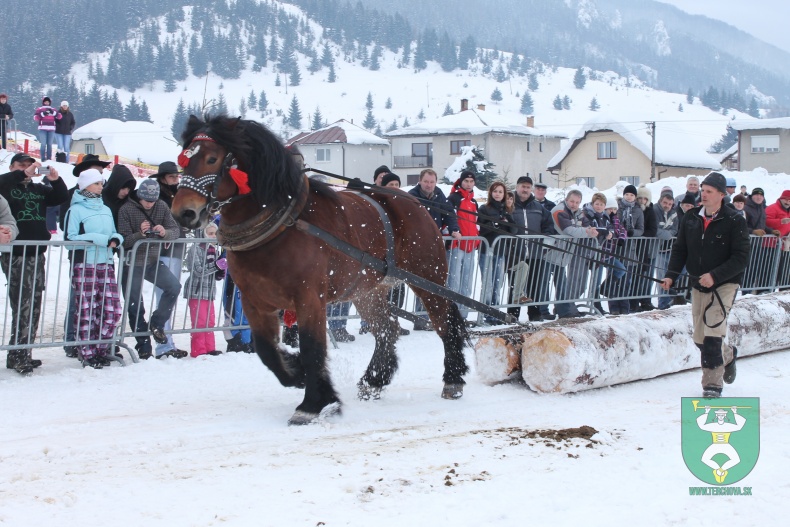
[187,114,201,126]
[229,116,242,130]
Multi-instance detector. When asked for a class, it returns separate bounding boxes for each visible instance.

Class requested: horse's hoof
[288,402,342,426]
[441,383,464,400]
[357,382,382,401]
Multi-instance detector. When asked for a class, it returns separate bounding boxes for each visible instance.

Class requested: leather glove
[626,229,634,237]
[752,229,766,237]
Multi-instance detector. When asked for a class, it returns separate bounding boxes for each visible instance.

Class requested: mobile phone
[36,166,51,175]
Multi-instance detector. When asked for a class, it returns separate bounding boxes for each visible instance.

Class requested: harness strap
[702,285,736,329]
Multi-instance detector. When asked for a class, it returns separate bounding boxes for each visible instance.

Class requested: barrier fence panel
[1,241,126,361]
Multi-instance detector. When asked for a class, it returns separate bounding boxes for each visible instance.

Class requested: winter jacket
[407,185,459,236]
[183,231,223,300]
[536,197,556,212]
[33,105,61,131]
[764,199,790,236]
[64,191,123,265]
[583,203,616,264]
[118,196,181,267]
[0,194,19,243]
[55,109,76,135]
[447,184,481,252]
[478,200,517,257]
[0,169,68,255]
[617,198,644,237]
[666,203,750,290]
[654,206,679,251]
[547,201,594,267]
[0,101,13,120]
[102,164,137,228]
[743,196,766,233]
[607,212,628,257]
[511,192,555,260]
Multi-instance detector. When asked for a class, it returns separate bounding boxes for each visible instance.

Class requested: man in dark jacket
[632,186,658,312]
[54,101,76,156]
[662,172,749,398]
[0,93,12,149]
[511,176,556,321]
[407,168,460,330]
[743,187,767,234]
[102,164,137,227]
[533,182,556,211]
[0,153,68,374]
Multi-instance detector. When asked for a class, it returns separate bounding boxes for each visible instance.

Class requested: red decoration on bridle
[229,167,251,195]
[178,133,217,167]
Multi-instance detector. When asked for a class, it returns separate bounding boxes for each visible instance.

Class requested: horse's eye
[207,157,218,165]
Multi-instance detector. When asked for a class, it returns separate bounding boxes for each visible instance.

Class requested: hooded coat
[64,190,123,265]
[102,165,137,228]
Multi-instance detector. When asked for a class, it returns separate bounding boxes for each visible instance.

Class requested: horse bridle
[177,133,246,215]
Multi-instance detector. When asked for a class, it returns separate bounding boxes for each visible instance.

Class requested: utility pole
[646,121,656,182]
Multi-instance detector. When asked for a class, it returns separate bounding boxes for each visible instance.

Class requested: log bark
[474,293,790,394]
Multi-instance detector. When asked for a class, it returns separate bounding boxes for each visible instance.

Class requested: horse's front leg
[289,299,341,425]
[250,311,305,388]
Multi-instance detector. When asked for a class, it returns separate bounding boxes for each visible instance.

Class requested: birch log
[474,293,790,394]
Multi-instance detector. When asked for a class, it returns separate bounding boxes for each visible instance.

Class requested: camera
[35,166,51,175]
[144,230,159,238]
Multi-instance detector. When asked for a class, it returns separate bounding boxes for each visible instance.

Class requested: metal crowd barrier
[3,235,789,365]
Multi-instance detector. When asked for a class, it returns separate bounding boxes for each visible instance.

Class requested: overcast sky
[655,0,790,53]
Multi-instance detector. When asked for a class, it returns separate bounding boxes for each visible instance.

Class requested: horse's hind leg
[415,290,469,399]
[250,312,305,388]
[354,293,400,400]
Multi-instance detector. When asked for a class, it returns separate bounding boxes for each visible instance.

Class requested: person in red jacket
[447,170,481,320]
[765,190,790,288]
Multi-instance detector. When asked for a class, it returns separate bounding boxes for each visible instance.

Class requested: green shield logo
[681,397,760,485]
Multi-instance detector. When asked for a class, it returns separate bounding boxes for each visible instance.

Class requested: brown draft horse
[171,115,468,425]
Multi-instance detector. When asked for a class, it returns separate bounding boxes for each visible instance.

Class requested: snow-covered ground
[1,318,787,526]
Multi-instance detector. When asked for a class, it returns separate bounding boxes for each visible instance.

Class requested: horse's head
[172,114,304,230]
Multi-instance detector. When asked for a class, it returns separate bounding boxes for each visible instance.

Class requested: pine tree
[495,64,507,83]
[327,63,336,83]
[528,72,539,91]
[417,108,425,120]
[491,87,503,102]
[369,44,382,71]
[172,98,188,140]
[553,94,563,110]
[258,90,268,112]
[678,103,684,112]
[287,96,302,129]
[402,117,410,128]
[747,97,760,118]
[385,97,392,109]
[458,35,476,70]
[321,42,334,67]
[710,124,738,153]
[686,88,694,104]
[289,64,302,87]
[239,98,247,118]
[216,93,228,115]
[125,95,142,121]
[562,95,571,110]
[312,107,323,130]
[275,75,281,87]
[573,67,586,89]
[248,90,258,110]
[365,92,374,110]
[443,102,453,116]
[589,97,600,111]
[386,119,398,132]
[520,92,534,114]
[462,146,497,191]
[140,100,152,122]
[363,109,376,130]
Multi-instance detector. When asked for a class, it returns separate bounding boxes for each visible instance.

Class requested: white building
[71,119,182,166]
[286,120,390,183]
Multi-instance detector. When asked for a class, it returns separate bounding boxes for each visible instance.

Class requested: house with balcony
[286,119,390,183]
[384,100,566,185]
[547,116,721,189]
[730,117,790,174]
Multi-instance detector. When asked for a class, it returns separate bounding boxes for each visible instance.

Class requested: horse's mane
[181,114,304,211]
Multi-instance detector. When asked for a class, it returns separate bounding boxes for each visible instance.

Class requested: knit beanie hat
[78,168,104,190]
[605,196,618,210]
[137,179,160,202]
[623,184,638,197]
[701,172,727,194]
[381,173,401,187]
[374,165,391,179]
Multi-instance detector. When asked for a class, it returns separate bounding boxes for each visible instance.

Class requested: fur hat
[381,173,401,187]
[137,179,160,202]
[605,196,618,210]
[623,184,638,197]
[637,186,652,201]
[78,168,104,190]
[701,172,727,194]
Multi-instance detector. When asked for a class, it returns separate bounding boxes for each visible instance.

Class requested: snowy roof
[547,115,721,170]
[72,118,182,165]
[719,142,738,162]
[286,119,389,146]
[385,109,567,139]
[729,117,790,131]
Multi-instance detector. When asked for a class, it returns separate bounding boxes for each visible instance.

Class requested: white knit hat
[605,195,618,210]
[78,168,104,190]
